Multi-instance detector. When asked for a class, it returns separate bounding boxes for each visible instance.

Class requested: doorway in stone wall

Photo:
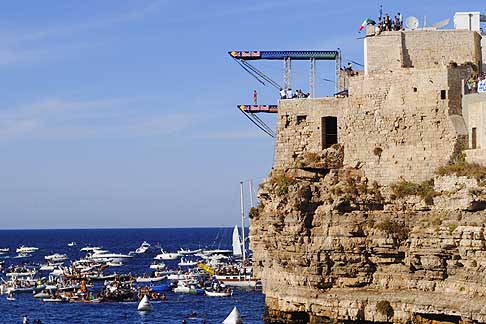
[472,127,477,149]
[321,116,337,149]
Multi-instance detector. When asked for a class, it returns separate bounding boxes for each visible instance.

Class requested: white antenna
[405,16,419,30]
[431,18,450,29]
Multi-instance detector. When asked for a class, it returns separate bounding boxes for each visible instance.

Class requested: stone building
[274,27,483,185]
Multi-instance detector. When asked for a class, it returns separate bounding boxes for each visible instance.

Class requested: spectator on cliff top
[384,14,391,31]
[286,88,293,99]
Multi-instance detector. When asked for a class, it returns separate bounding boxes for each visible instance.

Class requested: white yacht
[154,249,180,260]
[89,252,133,263]
[135,241,150,254]
[44,253,69,263]
[16,246,38,254]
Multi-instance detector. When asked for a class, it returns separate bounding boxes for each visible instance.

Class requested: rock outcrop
[250,167,486,324]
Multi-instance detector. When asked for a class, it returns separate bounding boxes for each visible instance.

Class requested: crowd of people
[279,88,310,100]
[378,12,403,32]
[466,73,486,94]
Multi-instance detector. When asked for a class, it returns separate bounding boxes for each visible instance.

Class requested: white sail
[222,306,243,324]
[232,226,242,257]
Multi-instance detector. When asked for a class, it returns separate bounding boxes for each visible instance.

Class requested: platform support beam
[284,57,292,90]
[309,58,316,98]
[335,49,341,94]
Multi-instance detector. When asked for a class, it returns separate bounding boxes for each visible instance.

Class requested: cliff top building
[273,12,485,185]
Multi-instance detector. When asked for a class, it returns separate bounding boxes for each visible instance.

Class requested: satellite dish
[431,18,450,29]
[405,16,419,30]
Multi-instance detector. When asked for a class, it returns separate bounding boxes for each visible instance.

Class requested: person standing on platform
[286,88,293,99]
[253,89,257,105]
[279,88,286,99]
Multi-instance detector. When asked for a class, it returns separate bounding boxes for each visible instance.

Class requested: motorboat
[149,261,166,270]
[173,281,204,295]
[178,258,198,267]
[67,242,76,247]
[154,249,180,260]
[136,275,167,283]
[135,241,150,254]
[45,253,69,263]
[89,252,133,263]
[214,273,260,288]
[16,246,38,254]
[80,246,103,252]
[178,248,202,255]
[202,249,232,255]
[0,248,9,254]
[13,252,32,259]
[205,289,233,297]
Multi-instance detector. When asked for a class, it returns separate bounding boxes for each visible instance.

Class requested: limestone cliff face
[250,165,486,324]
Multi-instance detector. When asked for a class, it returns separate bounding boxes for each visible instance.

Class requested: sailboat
[232,226,242,258]
[214,181,260,288]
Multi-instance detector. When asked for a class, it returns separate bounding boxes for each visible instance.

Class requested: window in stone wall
[440,90,446,100]
[413,87,417,92]
[296,115,307,125]
[321,116,337,149]
[472,127,477,149]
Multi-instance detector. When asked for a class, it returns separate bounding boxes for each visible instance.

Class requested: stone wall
[366,30,482,74]
[463,92,486,149]
[273,98,342,170]
[272,30,480,185]
[342,67,469,184]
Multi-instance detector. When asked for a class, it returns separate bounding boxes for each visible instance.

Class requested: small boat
[149,261,166,270]
[6,296,16,301]
[135,241,150,254]
[222,306,243,324]
[80,246,102,252]
[137,295,152,311]
[0,248,9,254]
[13,252,32,259]
[67,242,77,247]
[43,297,69,303]
[89,252,133,263]
[16,246,38,254]
[154,249,180,260]
[33,291,51,298]
[107,261,123,267]
[205,289,233,297]
[136,275,167,283]
[178,248,202,255]
[178,258,198,267]
[45,253,69,262]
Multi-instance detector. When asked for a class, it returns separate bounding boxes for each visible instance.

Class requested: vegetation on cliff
[390,179,437,205]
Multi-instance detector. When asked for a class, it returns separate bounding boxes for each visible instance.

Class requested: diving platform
[238,105,278,113]
[229,50,339,60]
[229,50,342,96]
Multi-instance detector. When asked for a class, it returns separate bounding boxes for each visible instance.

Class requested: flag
[359,18,374,31]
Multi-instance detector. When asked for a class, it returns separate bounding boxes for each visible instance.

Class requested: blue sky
[0,1,479,229]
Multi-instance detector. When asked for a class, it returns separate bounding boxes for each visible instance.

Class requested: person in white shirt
[286,88,293,99]
[279,88,286,99]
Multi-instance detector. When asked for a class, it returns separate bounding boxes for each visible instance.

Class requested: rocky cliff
[250,151,486,324]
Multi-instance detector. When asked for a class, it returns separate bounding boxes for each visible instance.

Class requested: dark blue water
[0,228,265,324]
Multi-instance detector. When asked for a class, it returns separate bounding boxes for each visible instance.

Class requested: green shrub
[437,162,486,180]
[390,179,437,205]
[269,172,296,196]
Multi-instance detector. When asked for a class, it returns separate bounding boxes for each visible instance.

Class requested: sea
[0,228,265,324]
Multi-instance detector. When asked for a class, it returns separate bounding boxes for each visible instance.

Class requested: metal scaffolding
[284,57,291,90]
[309,58,316,98]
